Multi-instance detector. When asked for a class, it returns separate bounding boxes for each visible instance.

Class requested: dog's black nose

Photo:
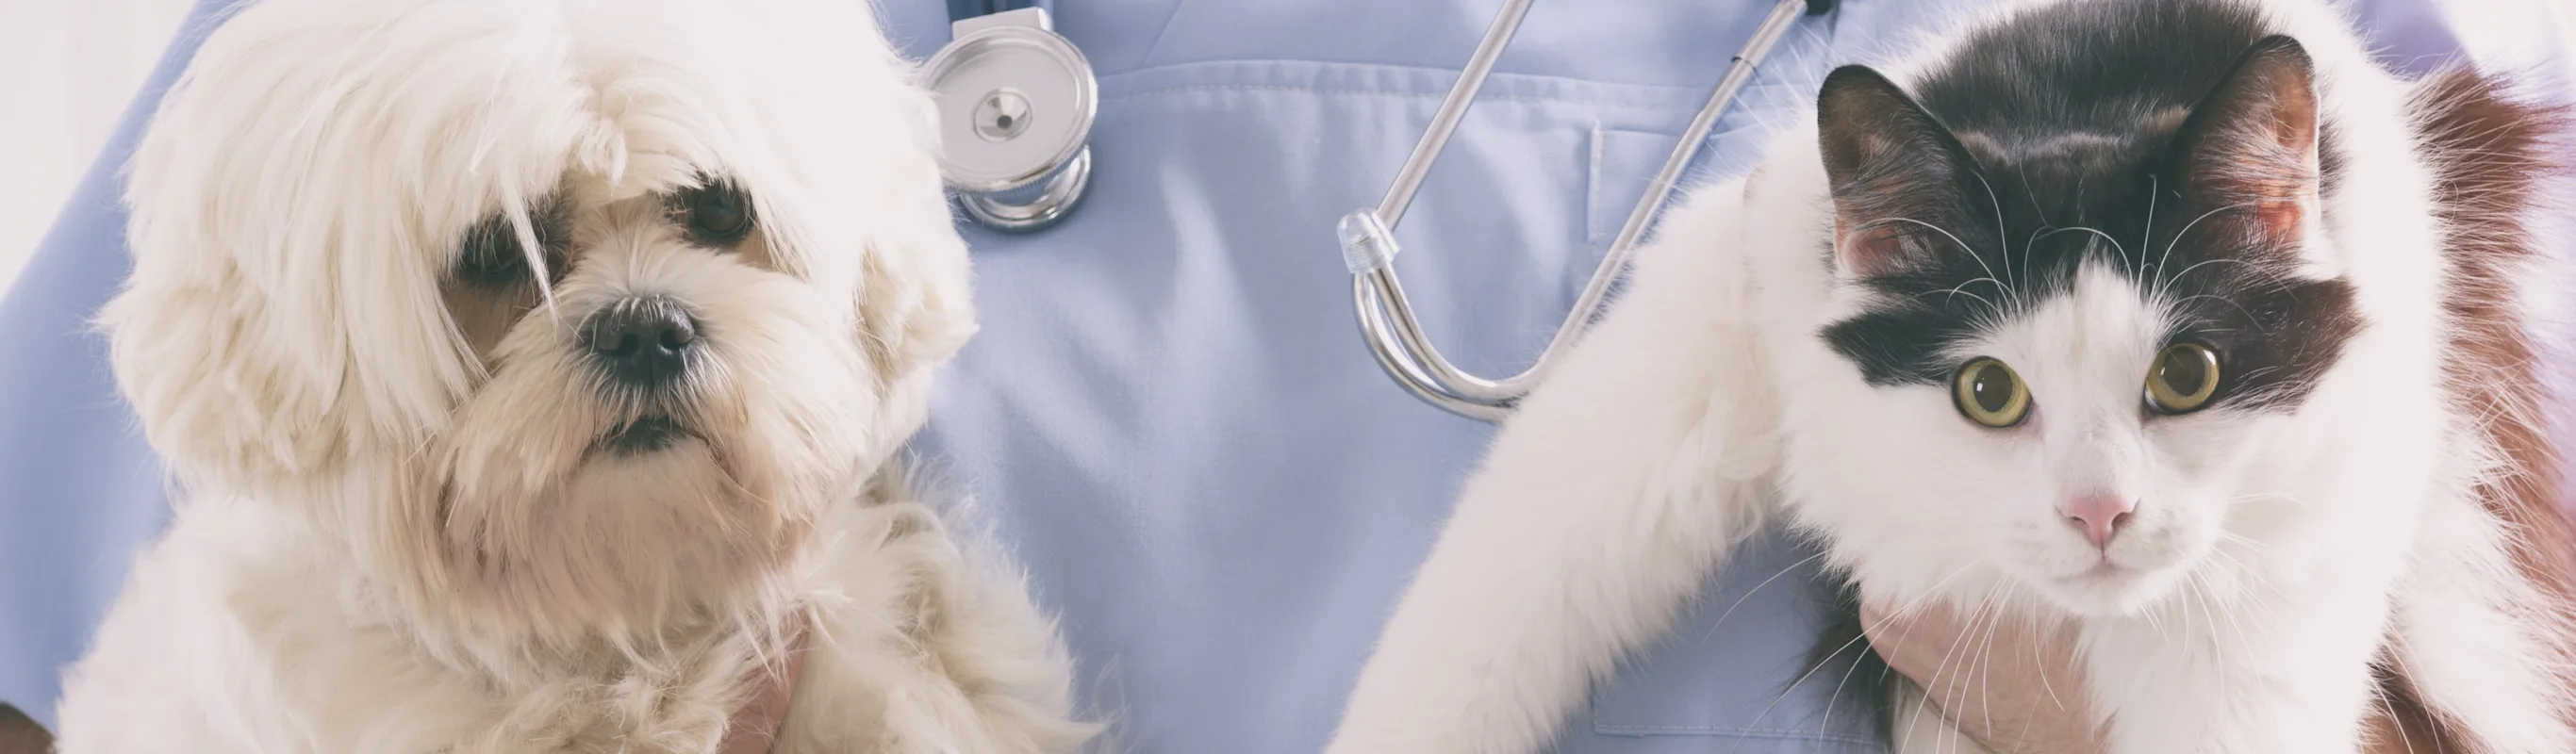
[582,296,699,388]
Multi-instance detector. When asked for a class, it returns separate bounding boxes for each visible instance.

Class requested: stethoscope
[925,2,1841,418]
[1335,0,1839,421]
[924,6,1098,233]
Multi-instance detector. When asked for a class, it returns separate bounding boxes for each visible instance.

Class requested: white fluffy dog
[51,1,1090,751]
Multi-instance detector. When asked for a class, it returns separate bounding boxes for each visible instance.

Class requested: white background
[1,0,193,294]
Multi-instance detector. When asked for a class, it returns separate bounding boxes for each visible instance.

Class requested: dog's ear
[857,219,978,387]
[98,269,353,490]
[846,79,979,391]
[103,120,379,492]
[99,12,504,493]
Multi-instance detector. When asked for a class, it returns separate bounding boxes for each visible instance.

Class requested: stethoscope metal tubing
[1374,0,1536,227]
[1340,0,1825,421]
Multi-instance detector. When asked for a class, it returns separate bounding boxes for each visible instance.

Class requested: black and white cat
[1326,0,2576,751]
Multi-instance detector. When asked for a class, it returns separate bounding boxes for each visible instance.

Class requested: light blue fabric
[0,1,2557,752]
[0,0,251,729]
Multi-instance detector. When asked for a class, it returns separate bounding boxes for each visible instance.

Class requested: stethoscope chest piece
[925,8,1098,232]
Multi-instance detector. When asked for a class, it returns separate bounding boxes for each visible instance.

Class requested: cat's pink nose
[2060,493,2136,551]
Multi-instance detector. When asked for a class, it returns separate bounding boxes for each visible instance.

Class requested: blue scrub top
[2,1,2558,752]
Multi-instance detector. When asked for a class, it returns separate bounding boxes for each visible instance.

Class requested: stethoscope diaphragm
[923,8,1097,233]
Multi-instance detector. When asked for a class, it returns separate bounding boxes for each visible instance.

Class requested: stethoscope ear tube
[1337,0,1828,421]
[925,8,1098,233]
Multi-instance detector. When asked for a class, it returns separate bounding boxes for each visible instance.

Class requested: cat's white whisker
[2142,173,2162,273]
[1973,172,2016,298]
[1759,562,1983,750]
[1704,550,1832,636]
[2162,291,2273,335]
[1882,216,2014,306]
[2148,201,2260,303]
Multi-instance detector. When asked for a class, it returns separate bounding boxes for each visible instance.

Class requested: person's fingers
[1863,601,2450,753]
[1859,599,2105,754]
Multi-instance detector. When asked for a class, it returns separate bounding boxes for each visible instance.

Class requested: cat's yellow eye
[2145,342,2221,414]
[1952,357,2031,428]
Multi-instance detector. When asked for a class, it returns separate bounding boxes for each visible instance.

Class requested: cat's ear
[2171,36,2319,245]
[1816,64,1983,277]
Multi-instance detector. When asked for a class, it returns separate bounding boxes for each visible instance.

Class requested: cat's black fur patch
[1812,0,2362,416]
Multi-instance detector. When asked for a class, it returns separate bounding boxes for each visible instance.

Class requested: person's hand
[1861,599,2106,754]
[1866,600,2440,754]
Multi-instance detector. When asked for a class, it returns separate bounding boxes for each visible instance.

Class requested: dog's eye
[455,234,521,287]
[675,177,755,248]
[453,205,569,287]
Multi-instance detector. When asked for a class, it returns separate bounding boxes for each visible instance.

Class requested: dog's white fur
[1326,0,2574,752]
[52,0,1090,751]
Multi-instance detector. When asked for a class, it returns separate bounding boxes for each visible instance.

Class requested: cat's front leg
[1324,179,1781,754]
